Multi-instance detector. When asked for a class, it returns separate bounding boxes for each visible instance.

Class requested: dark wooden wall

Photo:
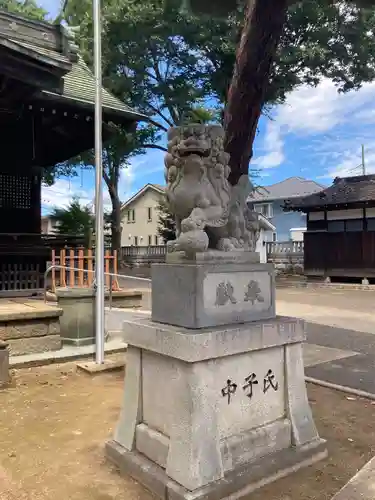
[304,231,375,277]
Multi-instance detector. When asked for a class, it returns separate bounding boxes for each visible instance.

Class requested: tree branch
[146,115,169,132]
[148,43,180,125]
[143,144,168,152]
[102,169,111,188]
[144,69,159,82]
[146,103,173,128]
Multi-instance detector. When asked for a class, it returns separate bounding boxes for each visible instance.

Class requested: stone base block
[106,290,143,309]
[0,317,60,341]
[166,250,260,265]
[151,261,275,329]
[108,316,326,496]
[8,335,61,356]
[61,336,95,347]
[61,333,109,347]
[106,438,327,500]
[76,358,125,374]
[0,343,9,387]
[56,287,95,346]
[0,305,62,356]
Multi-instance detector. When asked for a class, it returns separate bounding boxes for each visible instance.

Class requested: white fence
[120,242,304,268]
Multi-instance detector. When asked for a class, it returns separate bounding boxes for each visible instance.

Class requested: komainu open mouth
[179,146,209,158]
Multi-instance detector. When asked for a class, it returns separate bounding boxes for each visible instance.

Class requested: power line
[362,144,366,175]
[348,144,366,175]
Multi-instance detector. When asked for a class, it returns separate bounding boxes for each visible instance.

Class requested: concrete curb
[331,455,375,500]
[10,345,126,369]
[305,376,375,401]
[277,282,375,292]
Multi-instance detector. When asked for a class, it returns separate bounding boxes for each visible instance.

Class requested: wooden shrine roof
[284,174,375,211]
[39,56,146,122]
[0,10,147,124]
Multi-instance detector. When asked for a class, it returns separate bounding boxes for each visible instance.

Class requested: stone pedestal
[152,261,275,328]
[56,287,96,346]
[0,340,9,388]
[106,290,143,309]
[107,260,326,499]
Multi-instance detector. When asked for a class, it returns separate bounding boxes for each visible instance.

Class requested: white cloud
[253,122,285,169]
[41,149,166,215]
[320,143,375,179]
[42,179,93,212]
[253,78,375,179]
[131,149,166,178]
[42,176,122,215]
[276,79,375,135]
[353,108,375,125]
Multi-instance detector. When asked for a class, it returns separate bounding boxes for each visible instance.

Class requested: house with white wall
[120,184,165,247]
[41,215,58,234]
[256,214,276,263]
[247,177,325,241]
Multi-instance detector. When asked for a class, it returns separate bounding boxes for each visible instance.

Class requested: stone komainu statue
[164,124,260,256]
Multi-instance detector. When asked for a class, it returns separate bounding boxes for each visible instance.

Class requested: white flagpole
[93,0,105,363]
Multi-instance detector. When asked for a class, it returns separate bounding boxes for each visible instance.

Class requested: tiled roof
[0,10,146,123]
[285,174,375,210]
[120,183,166,211]
[40,56,146,122]
[5,37,72,68]
[248,176,325,202]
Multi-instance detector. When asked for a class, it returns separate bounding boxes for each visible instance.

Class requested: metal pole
[93,0,105,364]
[362,144,366,175]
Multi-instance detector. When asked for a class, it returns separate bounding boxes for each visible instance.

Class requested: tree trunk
[109,192,122,254]
[103,160,122,256]
[224,0,288,186]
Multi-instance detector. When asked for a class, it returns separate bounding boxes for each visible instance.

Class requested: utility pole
[93,0,105,364]
[362,144,366,175]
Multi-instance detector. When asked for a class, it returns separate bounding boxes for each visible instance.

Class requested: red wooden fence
[51,248,120,291]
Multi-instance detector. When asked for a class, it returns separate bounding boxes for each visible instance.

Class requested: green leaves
[157,197,176,243]
[163,0,238,18]
[49,196,95,247]
[199,0,375,106]
[65,0,218,129]
[1,0,47,20]
[49,197,112,247]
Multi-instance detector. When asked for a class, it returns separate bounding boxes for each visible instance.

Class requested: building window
[307,219,327,231]
[272,232,277,242]
[148,235,152,245]
[148,207,152,221]
[134,236,138,246]
[346,219,363,232]
[327,220,345,233]
[154,235,158,245]
[127,209,135,223]
[254,203,273,218]
[367,218,375,231]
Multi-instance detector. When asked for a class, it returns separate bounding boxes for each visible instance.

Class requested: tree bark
[102,166,122,255]
[224,0,288,186]
[109,191,122,254]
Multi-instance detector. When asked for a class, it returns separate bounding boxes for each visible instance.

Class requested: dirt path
[0,363,152,500]
[0,361,374,500]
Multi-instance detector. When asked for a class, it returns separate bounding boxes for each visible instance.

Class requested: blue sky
[40,0,375,213]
